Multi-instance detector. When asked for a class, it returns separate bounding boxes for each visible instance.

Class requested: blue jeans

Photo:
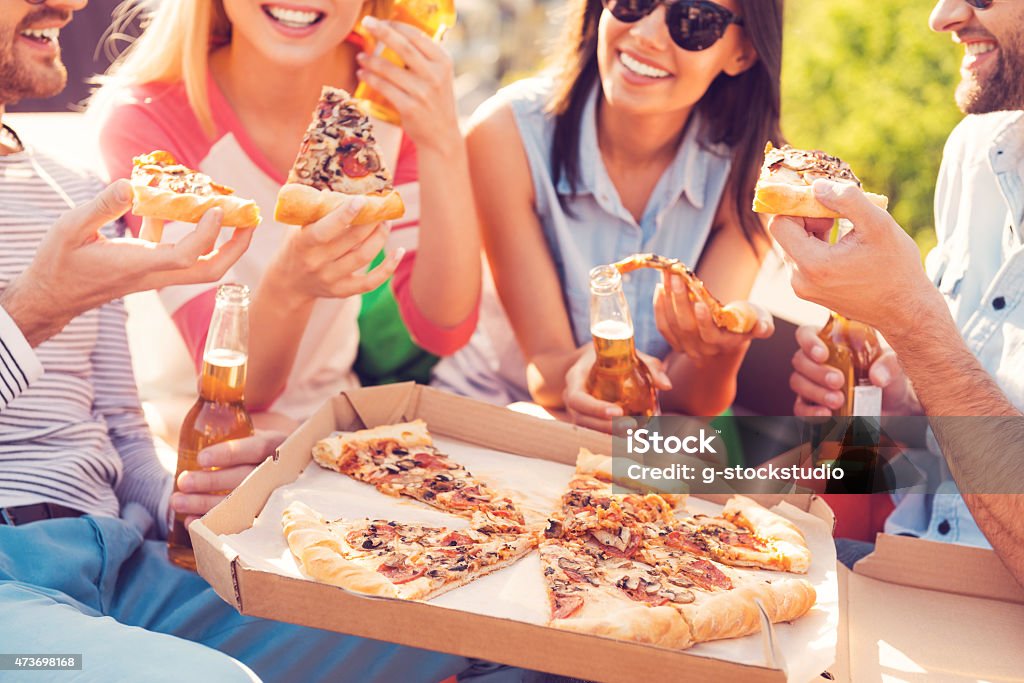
[0,511,519,683]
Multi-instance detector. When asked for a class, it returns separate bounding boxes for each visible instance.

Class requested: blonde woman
[91,0,481,421]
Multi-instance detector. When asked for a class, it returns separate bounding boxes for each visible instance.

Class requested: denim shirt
[432,77,732,403]
[886,111,1024,547]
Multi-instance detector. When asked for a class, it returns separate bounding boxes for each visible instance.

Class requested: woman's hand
[268,196,402,305]
[562,346,672,433]
[654,271,774,363]
[171,431,288,526]
[356,16,460,154]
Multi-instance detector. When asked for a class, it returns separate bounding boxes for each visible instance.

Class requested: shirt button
[937,519,951,535]
[993,296,1006,311]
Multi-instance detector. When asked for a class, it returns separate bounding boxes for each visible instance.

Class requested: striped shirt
[0,130,171,534]
[0,305,43,411]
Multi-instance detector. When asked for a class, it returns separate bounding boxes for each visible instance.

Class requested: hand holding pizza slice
[752,143,889,218]
[130,150,261,241]
[274,86,405,227]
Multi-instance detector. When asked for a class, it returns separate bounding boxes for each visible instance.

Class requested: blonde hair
[99,0,390,137]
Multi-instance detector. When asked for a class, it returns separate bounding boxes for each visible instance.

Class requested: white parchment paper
[223,436,838,682]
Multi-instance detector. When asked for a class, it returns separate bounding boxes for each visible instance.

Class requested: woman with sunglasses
[89,0,481,423]
[435,0,783,429]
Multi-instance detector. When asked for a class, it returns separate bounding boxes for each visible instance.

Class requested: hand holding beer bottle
[168,284,255,571]
[564,266,671,432]
[355,0,457,128]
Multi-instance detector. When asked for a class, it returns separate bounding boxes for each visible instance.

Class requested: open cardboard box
[191,383,835,683]
[831,533,1024,682]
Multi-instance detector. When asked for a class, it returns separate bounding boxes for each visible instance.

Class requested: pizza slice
[671,495,812,574]
[282,502,537,601]
[638,538,817,643]
[613,253,758,334]
[312,420,527,531]
[538,537,696,649]
[274,86,405,226]
[130,150,261,233]
[752,142,889,218]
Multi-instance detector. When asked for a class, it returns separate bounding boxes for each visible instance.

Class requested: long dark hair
[547,0,784,248]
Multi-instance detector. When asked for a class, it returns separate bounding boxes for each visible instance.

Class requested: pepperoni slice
[337,137,373,178]
[552,594,584,619]
[665,530,706,555]
[619,585,669,606]
[377,561,426,585]
[441,531,475,547]
[412,452,448,469]
[721,531,768,552]
[590,529,641,559]
[446,486,486,511]
[683,559,733,591]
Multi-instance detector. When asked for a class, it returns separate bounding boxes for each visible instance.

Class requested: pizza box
[827,533,1024,682]
[190,383,838,683]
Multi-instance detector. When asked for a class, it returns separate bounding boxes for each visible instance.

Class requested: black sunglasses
[602,0,744,52]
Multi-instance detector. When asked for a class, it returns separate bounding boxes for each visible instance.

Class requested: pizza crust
[552,603,694,649]
[722,496,812,573]
[678,576,816,643]
[282,502,400,598]
[312,419,432,471]
[752,181,889,218]
[131,184,261,229]
[274,182,405,226]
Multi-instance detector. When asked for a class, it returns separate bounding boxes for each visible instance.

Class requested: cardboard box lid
[855,533,1024,604]
[838,564,1024,682]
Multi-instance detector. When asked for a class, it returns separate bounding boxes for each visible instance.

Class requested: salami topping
[377,561,426,584]
[552,593,584,619]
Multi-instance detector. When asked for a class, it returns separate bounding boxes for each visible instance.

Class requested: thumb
[812,180,888,234]
[56,179,133,240]
[869,350,901,388]
[768,214,829,265]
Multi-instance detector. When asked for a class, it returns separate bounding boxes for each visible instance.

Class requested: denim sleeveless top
[508,76,733,358]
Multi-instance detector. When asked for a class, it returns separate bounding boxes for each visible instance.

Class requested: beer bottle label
[852,385,882,416]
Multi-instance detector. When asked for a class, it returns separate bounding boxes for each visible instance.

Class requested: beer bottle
[585,265,658,418]
[354,0,457,124]
[168,284,255,571]
[818,312,882,417]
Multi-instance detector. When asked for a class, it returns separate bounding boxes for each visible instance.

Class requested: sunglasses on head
[602,0,744,52]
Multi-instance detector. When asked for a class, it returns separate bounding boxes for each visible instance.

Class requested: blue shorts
[0,510,519,682]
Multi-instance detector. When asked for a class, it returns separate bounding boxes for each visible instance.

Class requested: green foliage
[781,0,963,252]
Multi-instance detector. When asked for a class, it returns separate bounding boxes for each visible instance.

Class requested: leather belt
[0,502,87,526]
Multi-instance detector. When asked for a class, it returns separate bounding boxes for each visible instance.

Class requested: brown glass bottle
[818,312,883,417]
[585,265,658,418]
[168,284,255,571]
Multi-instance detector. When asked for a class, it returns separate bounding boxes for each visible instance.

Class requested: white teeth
[619,52,671,79]
[20,27,59,42]
[965,42,996,57]
[266,6,321,27]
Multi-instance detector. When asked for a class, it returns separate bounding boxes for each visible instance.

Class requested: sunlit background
[14,0,962,254]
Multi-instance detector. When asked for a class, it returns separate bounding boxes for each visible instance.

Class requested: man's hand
[171,431,288,526]
[563,346,672,433]
[0,179,254,346]
[791,324,920,417]
[769,180,937,339]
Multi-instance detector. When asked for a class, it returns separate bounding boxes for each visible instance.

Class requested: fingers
[812,180,890,231]
[139,217,166,243]
[304,196,371,245]
[794,395,834,418]
[57,179,133,241]
[769,214,831,268]
[360,16,437,75]
[324,247,404,299]
[636,352,673,391]
[176,465,255,496]
[795,324,829,361]
[564,386,620,434]
[870,350,901,389]
[169,491,227,517]
[157,207,224,270]
[197,430,288,468]
[323,222,391,280]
